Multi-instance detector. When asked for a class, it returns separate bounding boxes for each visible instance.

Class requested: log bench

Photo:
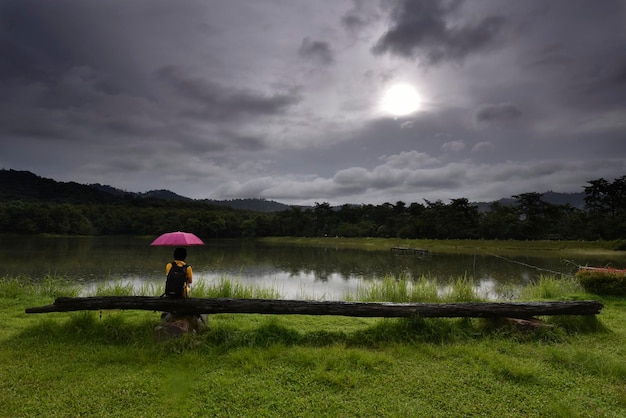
[26,296,603,318]
[26,297,604,339]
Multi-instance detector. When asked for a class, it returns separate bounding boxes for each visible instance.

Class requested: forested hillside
[0,169,624,242]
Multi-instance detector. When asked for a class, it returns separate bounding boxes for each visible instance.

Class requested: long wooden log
[25,297,604,318]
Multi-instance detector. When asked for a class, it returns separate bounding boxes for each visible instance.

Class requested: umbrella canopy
[150,231,204,246]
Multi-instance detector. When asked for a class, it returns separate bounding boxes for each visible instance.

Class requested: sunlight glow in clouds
[380,83,423,116]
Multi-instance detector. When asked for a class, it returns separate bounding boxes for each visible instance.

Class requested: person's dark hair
[173,247,187,261]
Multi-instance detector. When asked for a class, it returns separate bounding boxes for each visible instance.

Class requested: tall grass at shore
[5,272,588,303]
[349,274,483,303]
[519,274,584,300]
[191,277,282,299]
[88,278,281,300]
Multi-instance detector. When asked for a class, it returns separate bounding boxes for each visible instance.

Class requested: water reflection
[1,236,624,300]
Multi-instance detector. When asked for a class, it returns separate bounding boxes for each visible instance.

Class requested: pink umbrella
[150,231,205,246]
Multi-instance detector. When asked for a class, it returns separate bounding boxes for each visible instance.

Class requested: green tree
[512,192,550,239]
[480,202,521,239]
[584,177,626,218]
[241,218,257,238]
[313,202,335,236]
[584,176,626,239]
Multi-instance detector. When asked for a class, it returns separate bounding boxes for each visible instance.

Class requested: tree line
[0,176,624,242]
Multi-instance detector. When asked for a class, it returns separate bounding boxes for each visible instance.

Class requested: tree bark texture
[26,297,604,318]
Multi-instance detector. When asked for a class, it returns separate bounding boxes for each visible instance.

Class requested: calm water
[1,235,623,300]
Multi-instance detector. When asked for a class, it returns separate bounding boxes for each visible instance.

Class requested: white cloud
[471,142,494,153]
[442,141,466,152]
[379,150,441,169]
[204,147,626,206]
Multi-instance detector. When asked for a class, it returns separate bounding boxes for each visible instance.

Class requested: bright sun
[380,83,423,117]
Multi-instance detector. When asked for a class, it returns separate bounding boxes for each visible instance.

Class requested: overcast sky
[1,0,625,206]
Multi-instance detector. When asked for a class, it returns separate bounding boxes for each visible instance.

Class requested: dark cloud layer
[0,0,624,205]
[372,0,506,64]
[298,38,335,65]
[475,103,521,124]
[156,66,301,121]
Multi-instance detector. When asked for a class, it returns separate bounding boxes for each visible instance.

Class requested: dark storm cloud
[341,14,367,33]
[0,0,184,145]
[156,66,301,121]
[371,0,505,64]
[474,103,522,124]
[341,0,380,33]
[515,1,626,112]
[0,0,144,94]
[612,61,626,85]
[0,0,90,80]
[564,56,626,110]
[217,129,267,151]
[0,65,162,144]
[298,38,334,65]
[0,0,624,205]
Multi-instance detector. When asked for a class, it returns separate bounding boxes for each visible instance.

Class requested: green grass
[2,275,626,417]
[0,275,81,299]
[259,237,626,256]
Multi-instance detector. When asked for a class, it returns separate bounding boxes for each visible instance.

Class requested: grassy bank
[259,237,626,256]
[2,276,626,417]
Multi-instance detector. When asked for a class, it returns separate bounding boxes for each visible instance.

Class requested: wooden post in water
[391,247,428,256]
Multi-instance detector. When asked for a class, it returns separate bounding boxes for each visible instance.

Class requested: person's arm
[186,265,193,284]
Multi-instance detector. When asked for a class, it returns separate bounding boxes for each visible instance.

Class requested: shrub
[576,268,626,296]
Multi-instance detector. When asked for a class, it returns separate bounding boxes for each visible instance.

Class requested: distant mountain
[89,183,131,197]
[472,191,586,212]
[139,189,192,201]
[90,183,193,202]
[0,169,291,211]
[0,169,123,204]
[0,168,587,212]
[542,191,586,207]
[202,198,291,212]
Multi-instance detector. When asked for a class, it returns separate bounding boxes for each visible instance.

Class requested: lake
[2,235,623,300]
